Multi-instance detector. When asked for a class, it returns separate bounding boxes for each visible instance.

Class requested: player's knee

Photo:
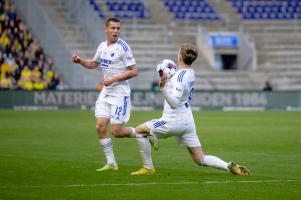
[96,122,107,138]
[96,121,106,132]
[135,126,143,134]
[96,123,102,131]
[135,123,149,135]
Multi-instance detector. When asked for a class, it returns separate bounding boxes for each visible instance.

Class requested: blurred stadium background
[1,0,301,109]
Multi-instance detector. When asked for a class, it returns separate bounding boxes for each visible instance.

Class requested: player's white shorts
[95,93,131,124]
[147,118,201,147]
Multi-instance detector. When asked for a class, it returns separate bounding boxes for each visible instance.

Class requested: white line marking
[0,180,300,189]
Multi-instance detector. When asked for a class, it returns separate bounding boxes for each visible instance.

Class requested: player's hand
[159,72,167,89]
[103,77,116,86]
[71,54,81,64]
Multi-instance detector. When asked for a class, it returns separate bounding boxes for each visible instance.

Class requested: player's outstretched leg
[187,147,251,176]
[228,161,251,176]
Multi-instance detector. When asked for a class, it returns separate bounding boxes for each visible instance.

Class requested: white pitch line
[203,180,301,184]
[0,180,300,189]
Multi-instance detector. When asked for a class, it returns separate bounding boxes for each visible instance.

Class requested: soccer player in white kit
[131,43,251,176]
[72,18,138,171]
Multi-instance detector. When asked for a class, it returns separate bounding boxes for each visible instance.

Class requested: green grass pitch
[0,109,301,200]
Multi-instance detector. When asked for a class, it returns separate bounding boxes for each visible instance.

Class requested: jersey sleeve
[92,44,101,63]
[172,75,187,99]
[162,77,186,109]
[121,47,136,67]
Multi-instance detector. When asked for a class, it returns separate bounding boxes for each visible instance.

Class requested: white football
[156,59,177,79]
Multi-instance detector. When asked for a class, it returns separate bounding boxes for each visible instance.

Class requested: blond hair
[180,43,198,65]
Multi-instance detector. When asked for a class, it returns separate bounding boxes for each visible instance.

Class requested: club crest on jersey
[111,53,115,57]
[176,87,182,92]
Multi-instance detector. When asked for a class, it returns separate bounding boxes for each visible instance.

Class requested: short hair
[179,43,198,65]
[105,17,121,27]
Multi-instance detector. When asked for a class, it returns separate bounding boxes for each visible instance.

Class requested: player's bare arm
[159,72,168,89]
[103,64,138,86]
[71,54,99,69]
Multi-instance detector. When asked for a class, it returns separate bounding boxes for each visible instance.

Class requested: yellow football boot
[96,164,119,172]
[228,161,251,176]
[131,167,155,175]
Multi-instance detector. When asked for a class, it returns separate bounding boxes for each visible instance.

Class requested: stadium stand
[227,0,301,90]
[102,0,150,19]
[163,0,219,20]
[89,0,105,19]
[11,0,301,91]
[0,0,61,90]
[35,0,105,89]
[88,0,301,90]
[37,0,94,59]
[229,0,301,20]
[241,21,301,90]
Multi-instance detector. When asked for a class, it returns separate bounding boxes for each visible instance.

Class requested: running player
[72,17,138,171]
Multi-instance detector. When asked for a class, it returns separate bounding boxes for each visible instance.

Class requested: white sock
[99,138,117,165]
[202,155,229,171]
[130,127,136,138]
[136,135,154,169]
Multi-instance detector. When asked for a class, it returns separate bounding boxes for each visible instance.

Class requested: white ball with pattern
[156,59,177,79]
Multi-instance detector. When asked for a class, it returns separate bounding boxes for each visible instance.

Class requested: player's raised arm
[103,64,138,86]
[158,72,180,109]
[71,54,99,69]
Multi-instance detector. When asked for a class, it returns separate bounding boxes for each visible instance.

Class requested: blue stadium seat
[89,0,105,18]
[163,0,220,20]
[229,0,301,20]
[104,0,149,19]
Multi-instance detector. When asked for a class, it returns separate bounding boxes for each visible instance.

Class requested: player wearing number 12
[131,43,251,176]
[72,17,138,172]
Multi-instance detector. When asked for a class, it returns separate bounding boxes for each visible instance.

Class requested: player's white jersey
[93,38,136,96]
[162,68,195,120]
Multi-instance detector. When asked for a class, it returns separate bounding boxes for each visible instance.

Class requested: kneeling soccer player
[131,43,251,176]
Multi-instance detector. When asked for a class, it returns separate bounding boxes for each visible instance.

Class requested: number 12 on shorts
[113,106,123,120]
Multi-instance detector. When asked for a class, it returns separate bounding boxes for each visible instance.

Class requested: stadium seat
[163,0,220,20]
[89,0,105,18]
[229,0,301,20]
[104,0,149,19]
